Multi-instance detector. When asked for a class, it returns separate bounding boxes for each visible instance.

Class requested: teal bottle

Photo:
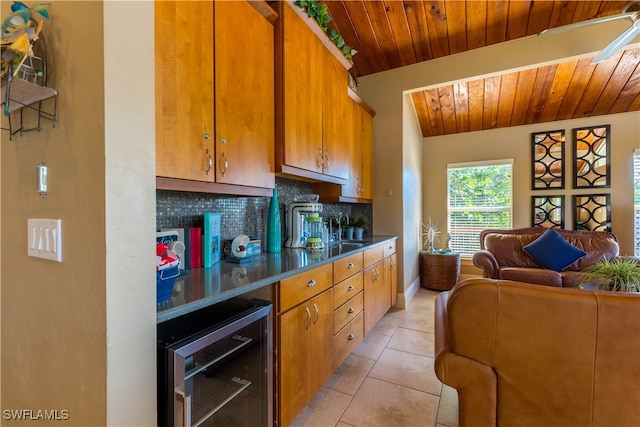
[267,185,282,253]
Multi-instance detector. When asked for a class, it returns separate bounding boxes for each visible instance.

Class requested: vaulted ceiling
[321,1,640,136]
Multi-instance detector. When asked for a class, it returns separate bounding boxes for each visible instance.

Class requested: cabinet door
[386,254,398,307]
[279,303,312,427]
[155,1,214,182]
[279,289,333,427]
[308,289,334,393]
[363,262,380,335]
[359,107,374,199]
[322,49,349,179]
[342,98,360,198]
[214,1,274,188]
[282,4,323,174]
[343,100,373,199]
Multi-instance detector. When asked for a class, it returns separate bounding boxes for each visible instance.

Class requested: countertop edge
[157,235,398,323]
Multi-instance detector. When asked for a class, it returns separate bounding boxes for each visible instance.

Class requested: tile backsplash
[156,177,372,243]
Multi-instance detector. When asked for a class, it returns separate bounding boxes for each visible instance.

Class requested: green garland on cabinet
[294,0,358,60]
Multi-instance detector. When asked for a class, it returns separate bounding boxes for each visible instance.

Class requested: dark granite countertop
[157,235,397,323]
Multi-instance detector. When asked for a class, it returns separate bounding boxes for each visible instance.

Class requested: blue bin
[157,265,180,303]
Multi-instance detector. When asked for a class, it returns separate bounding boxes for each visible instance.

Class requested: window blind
[448,162,513,256]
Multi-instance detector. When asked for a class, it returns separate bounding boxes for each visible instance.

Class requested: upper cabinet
[315,89,375,203]
[274,2,352,184]
[155,1,275,196]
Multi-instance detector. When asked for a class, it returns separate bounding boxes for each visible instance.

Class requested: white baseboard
[394,276,421,309]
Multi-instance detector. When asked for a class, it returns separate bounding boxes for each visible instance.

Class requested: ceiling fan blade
[591,22,640,64]
[539,12,634,36]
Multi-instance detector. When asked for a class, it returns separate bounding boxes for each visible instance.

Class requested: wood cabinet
[276,239,396,425]
[155,1,275,195]
[314,91,375,203]
[274,2,352,184]
[277,264,334,427]
[363,241,397,335]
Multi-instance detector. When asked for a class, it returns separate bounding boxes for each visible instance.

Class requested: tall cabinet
[155,1,275,195]
[274,2,352,184]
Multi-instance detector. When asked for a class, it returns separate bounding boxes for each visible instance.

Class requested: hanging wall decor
[573,193,611,232]
[573,125,611,188]
[531,195,564,228]
[531,130,565,189]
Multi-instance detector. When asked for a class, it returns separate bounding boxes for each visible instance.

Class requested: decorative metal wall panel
[573,193,611,232]
[573,125,611,188]
[532,130,565,189]
[532,195,564,228]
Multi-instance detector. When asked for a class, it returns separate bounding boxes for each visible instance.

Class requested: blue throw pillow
[523,228,587,272]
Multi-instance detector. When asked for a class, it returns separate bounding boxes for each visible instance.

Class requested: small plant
[294,0,358,60]
[576,257,640,292]
[351,214,367,229]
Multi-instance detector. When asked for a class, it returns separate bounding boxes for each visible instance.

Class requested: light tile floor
[291,288,459,427]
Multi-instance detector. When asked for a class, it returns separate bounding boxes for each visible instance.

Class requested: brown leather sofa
[435,278,640,427]
[473,227,619,287]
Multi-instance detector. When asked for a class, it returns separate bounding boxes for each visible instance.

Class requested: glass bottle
[267,185,281,253]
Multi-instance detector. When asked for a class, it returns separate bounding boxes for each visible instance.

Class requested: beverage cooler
[157,298,273,427]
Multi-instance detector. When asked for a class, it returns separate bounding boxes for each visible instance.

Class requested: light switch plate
[27,218,62,262]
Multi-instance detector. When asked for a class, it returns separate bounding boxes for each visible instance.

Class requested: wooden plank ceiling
[321,1,640,136]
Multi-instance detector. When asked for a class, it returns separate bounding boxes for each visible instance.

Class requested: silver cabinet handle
[347,285,354,291]
[204,149,213,175]
[348,334,355,340]
[305,307,311,329]
[307,279,316,287]
[348,307,354,314]
[323,149,329,172]
[220,137,227,144]
[347,263,354,269]
[176,388,191,427]
[313,303,319,324]
[316,147,324,168]
[203,132,210,140]
[218,152,228,177]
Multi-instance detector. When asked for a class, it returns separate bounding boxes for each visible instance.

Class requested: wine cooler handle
[176,388,192,427]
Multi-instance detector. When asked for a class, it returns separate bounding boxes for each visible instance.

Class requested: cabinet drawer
[383,239,396,258]
[334,291,363,333]
[333,272,363,309]
[279,263,333,313]
[363,244,384,267]
[333,252,363,283]
[334,311,364,368]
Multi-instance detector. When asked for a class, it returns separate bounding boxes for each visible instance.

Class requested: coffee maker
[284,201,323,248]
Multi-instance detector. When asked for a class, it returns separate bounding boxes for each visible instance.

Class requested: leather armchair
[435,278,640,427]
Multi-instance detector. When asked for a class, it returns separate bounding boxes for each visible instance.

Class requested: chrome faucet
[330,212,349,242]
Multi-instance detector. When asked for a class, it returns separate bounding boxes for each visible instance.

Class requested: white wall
[104,2,156,425]
[358,17,638,302]
[1,2,156,425]
[422,112,640,256]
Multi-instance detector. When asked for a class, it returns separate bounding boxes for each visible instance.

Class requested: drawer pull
[348,307,354,314]
[347,263,355,269]
[388,245,393,250]
[307,279,316,287]
[347,285,354,291]
[305,307,312,329]
[348,334,355,340]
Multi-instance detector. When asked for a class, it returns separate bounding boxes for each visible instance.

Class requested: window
[448,160,513,257]
[635,149,640,257]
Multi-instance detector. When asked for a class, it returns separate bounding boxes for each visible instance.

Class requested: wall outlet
[27,219,62,262]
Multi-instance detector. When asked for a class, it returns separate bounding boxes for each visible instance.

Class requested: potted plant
[351,214,368,240]
[576,257,640,292]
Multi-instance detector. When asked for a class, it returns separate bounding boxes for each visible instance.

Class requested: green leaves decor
[294,0,357,60]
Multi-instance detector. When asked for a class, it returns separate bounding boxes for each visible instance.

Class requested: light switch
[27,219,62,262]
